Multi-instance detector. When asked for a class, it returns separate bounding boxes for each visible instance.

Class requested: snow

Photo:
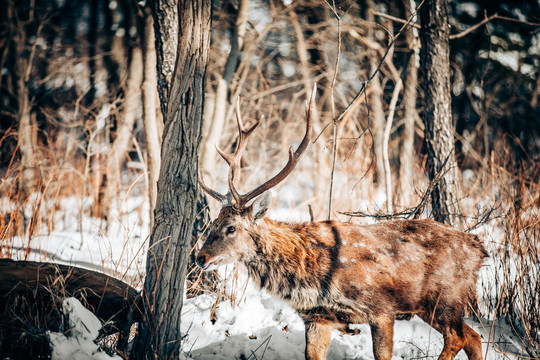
[1,191,530,359]
[179,265,520,360]
[456,2,481,18]
[48,298,121,360]
[6,195,148,286]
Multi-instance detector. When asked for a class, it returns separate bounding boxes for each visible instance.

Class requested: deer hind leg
[369,316,395,360]
[420,312,472,360]
[462,322,483,360]
[304,320,333,360]
[438,325,467,360]
[433,321,483,360]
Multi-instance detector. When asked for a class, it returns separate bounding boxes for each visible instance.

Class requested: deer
[196,87,488,360]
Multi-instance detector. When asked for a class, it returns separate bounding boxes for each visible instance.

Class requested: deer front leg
[304,320,333,360]
[369,316,395,360]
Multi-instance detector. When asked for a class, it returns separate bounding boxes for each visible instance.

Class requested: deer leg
[438,326,466,360]
[437,322,483,360]
[420,313,468,360]
[462,322,483,360]
[369,316,395,360]
[304,320,333,360]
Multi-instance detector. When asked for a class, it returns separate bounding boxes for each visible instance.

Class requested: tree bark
[141,8,163,229]
[151,0,178,117]
[419,0,462,227]
[134,0,211,358]
[151,0,208,232]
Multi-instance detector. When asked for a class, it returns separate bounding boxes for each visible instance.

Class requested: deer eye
[226,226,236,234]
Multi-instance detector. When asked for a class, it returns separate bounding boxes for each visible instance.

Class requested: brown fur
[197,207,488,360]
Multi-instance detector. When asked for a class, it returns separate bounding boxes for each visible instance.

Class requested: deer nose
[196,253,209,268]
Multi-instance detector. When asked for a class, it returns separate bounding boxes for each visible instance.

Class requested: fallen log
[0,259,140,359]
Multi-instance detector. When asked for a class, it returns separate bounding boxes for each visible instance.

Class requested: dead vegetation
[0,260,139,359]
[0,0,539,358]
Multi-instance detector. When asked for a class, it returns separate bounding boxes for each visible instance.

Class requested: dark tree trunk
[419,0,462,227]
[133,0,211,359]
[151,0,178,117]
[150,0,210,240]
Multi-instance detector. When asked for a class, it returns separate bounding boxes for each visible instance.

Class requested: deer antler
[235,85,315,208]
[198,168,227,203]
[215,98,260,204]
[198,98,259,204]
[199,84,316,209]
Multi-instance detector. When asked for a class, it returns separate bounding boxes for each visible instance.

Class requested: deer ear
[250,192,272,222]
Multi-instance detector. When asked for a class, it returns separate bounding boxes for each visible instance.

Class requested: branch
[372,10,540,41]
[449,13,499,40]
[381,51,412,214]
[342,149,454,220]
[324,1,343,220]
[331,0,427,126]
[372,11,420,29]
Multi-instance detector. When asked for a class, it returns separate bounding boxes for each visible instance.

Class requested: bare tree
[133,0,211,358]
[140,7,162,229]
[419,0,462,227]
[151,0,178,117]
[399,1,419,206]
[11,1,41,201]
[366,0,386,188]
[99,45,143,221]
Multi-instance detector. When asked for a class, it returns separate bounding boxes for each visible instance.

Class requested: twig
[372,10,540,40]
[449,13,499,40]
[331,0,427,127]
[372,11,420,29]
[325,1,343,220]
[342,149,454,220]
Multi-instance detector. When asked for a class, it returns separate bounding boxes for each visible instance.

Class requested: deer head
[196,85,316,271]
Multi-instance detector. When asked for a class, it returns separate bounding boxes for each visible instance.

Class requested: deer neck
[243,218,322,308]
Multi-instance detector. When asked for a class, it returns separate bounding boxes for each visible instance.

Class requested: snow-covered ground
[179,266,525,360]
[2,193,531,359]
[5,194,149,287]
[49,298,122,360]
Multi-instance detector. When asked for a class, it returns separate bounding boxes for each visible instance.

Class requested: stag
[197,87,487,360]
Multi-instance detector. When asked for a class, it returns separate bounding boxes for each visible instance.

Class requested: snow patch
[48,298,121,360]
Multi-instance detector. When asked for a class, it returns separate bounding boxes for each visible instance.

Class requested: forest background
[0,0,539,358]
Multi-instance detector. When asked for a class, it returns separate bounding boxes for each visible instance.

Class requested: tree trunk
[99,46,143,221]
[399,2,419,206]
[151,0,178,117]
[366,0,386,188]
[12,1,40,203]
[150,0,209,242]
[134,0,211,358]
[419,0,462,227]
[287,5,327,219]
[17,81,38,202]
[141,8,163,229]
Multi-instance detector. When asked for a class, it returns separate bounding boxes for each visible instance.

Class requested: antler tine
[198,167,227,203]
[215,98,260,206]
[237,83,317,208]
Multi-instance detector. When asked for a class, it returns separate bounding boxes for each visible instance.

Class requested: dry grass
[2,118,539,359]
[1,6,538,357]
